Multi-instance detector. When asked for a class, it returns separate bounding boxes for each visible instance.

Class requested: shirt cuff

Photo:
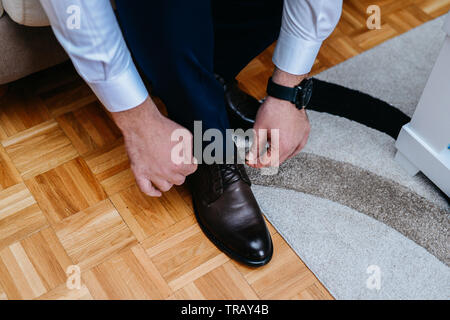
[87,61,149,112]
[272,30,322,75]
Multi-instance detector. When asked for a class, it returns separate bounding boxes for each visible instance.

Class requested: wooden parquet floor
[0,0,448,300]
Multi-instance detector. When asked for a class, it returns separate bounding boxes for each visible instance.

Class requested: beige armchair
[0,0,67,85]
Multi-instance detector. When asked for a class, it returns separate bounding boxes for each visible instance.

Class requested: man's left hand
[246,70,311,168]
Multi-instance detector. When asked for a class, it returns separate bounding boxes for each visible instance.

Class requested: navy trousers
[115,0,283,134]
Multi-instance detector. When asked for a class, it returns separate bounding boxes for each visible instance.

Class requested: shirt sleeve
[273,0,343,75]
[39,0,149,112]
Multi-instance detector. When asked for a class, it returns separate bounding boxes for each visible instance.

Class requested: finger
[190,162,198,174]
[136,177,162,197]
[287,134,309,160]
[257,140,281,168]
[246,129,267,167]
[257,127,283,168]
[285,143,302,161]
[169,174,186,186]
[278,149,293,165]
[179,162,198,176]
[287,146,301,161]
[152,178,173,193]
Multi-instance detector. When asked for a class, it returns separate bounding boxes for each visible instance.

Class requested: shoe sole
[192,202,273,268]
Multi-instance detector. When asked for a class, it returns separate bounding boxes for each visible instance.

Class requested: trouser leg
[116,0,229,135]
[115,0,283,134]
[212,0,283,81]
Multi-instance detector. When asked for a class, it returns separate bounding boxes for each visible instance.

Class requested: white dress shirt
[40,0,342,112]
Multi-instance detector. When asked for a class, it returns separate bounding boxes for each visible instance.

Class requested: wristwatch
[266,77,313,110]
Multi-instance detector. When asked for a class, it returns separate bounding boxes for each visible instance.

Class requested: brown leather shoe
[216,75,261,130]
[224,80,260,130]
[187,162,273,267]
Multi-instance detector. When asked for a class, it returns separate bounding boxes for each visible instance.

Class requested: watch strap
[266,77,298,104]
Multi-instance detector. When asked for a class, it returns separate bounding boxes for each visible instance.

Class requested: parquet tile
[25,157,107,226]
[110,185,192,242]
[0,87,50,140]
[82,245,171,300]
[37,283,93,300]
[0,227,72,299]
[1,120,78,179]
[142,216,229,291]
[56,101,122,157]
[0,183,48,250]
[54,199,137,271]
[418,0,450,17]
[386,6,429,32]
[39,79,97,118]
[352,23,399,50]
[291,283,334,300]
[0,282,7,300]
[188,261,259,300]
[168,260,259,300]
[167,282,206,300]
[84,139,135,196]
[0,0,446,300]
[174,185,195,212]
[233,234,327,300]
[0,143,22,191]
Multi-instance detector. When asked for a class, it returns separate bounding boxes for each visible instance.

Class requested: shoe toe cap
[244,233,273,265]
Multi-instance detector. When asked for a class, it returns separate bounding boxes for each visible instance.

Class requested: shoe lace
[219,164,242,185]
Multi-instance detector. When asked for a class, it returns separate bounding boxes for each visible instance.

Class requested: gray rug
[316,16,447,117]
[247,16,450,299]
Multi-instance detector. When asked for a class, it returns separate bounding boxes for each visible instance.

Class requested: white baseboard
[395,124,450,197]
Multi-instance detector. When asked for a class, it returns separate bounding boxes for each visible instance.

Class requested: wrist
[111,97,161,133]
[267,68,313,111]
[272,67,308,87]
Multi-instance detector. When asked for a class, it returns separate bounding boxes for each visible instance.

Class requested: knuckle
[175,176,186,186]
[174,163,185,173]
[135,178,147,189]
[160,182,173,192]
[172,162,181,169]
[150,190,162,197]
[138,183,153,197]
[162,168,174,179]
[133,168,150,180]
[137,184,148,194]
[173,165,185,175]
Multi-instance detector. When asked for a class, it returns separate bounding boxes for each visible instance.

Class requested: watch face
[296,78,313,108]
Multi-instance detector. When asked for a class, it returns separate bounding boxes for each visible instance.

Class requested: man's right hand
[111,97,197,197]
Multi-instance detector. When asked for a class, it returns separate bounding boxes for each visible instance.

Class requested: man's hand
[111,97,197,197]
[247,69,311,168]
